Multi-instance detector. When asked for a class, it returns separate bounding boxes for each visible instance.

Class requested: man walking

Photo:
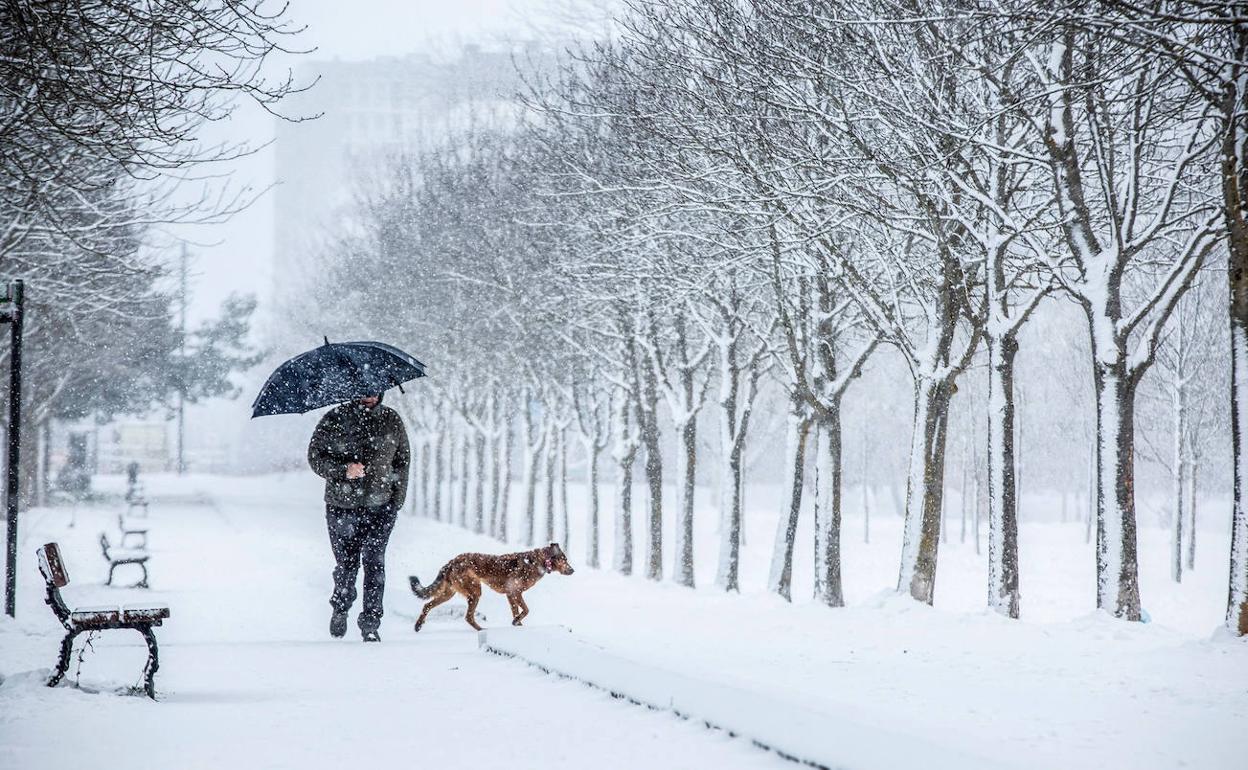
[307,392,410,642]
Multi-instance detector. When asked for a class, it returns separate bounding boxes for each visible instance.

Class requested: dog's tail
[409,564,450,599]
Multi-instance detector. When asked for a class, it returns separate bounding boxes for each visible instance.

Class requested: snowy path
[0,477,783,770]
[3,472,1246,769]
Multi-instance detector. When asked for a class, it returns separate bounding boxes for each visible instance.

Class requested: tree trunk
[715,439,743,592]
[447,429,459,526]
[714,365,747,593]
[522,407,545,547]
[485,427,498,534]
[420,437,432,518]
[473,431,487,534]
[486,396,500,536]
[897,377,955,604]
[40,419,51,507]
[1090,351,1142,621]
[459,428,471,529]
[586,442,601,568]
[433,428,446,522]
[616,456,635,575]
[987,334,1020,618]
[559,425,570,550]
[814,403,845,607]
[497,414,514,541]
[613,396,636,576]
[544,426,557,545]
[640,366,664,582]
[1222,49,1248,635]
[1187,457,1198,572]
[1172,377,1187,583]
[674,416,697,588]
[767,401,810,601]
[1231,281,1248,633]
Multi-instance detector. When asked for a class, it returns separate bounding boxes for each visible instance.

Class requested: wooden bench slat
[122,605,170,622]
[70,607,121,627]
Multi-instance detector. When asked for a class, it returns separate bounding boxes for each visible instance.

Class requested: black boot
[330,610,348,638]
[362,629,380,643]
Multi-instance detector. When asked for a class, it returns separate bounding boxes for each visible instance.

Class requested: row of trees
[300,1,1246,632]
[1,1,304,494]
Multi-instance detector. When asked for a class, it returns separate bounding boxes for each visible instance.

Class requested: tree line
[1,1,303,495]
[295,0,1246,633]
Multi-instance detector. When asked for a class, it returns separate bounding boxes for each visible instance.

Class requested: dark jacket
[308,402,410,509]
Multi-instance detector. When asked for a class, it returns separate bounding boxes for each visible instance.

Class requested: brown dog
[409,543,574,631]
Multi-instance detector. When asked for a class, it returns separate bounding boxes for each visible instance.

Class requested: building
[271,44,537,315]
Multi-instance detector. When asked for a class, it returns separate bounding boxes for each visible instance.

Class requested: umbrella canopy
[251,339,426,418]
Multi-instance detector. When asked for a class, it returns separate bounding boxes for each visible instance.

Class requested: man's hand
[346,462,366,480]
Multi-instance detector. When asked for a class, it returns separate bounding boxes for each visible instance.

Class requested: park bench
[37,542,170,698]
[99,533,150,588]
[126,497,150,518]
[117,513,149,549]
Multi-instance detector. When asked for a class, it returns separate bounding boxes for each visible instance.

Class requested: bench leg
[138,626,159,699]
[137,563,149,589]
[47,629,81,689]
[107,562,117,586]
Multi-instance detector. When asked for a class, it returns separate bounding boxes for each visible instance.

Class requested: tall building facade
[272,44,533,319]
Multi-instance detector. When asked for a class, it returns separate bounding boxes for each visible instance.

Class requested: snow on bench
[479,626,1008,770]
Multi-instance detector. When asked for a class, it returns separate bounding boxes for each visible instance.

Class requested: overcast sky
[178,0,555,325]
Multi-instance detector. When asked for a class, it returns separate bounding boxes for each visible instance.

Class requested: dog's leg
[506,593,523,626]
[464,581,483,631]
[414,585,455,632]
[515,594,530,625]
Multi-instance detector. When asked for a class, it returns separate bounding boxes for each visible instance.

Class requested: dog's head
[543,543,575,575]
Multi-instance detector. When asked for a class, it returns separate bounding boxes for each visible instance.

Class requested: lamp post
[1,279,25,617]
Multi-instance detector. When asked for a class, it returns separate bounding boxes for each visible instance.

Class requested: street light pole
[3,279,25,618]
[177,244,187,475]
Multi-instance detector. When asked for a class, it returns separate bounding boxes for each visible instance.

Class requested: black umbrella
[251,339,427,418]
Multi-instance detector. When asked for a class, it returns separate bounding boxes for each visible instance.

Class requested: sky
[177,0,554,326]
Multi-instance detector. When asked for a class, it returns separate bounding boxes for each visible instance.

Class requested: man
[307,392,410,642]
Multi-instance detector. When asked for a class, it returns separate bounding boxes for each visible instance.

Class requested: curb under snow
[479,626,1009,770]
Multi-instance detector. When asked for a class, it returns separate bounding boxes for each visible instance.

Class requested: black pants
[326,502,397,632]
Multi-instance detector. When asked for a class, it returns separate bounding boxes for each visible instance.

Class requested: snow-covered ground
[2,471,1245,769]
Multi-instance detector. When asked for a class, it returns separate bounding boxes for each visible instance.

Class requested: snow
[0,474,783,770]
[2,471,1245,770]
[481,626,1002,770]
